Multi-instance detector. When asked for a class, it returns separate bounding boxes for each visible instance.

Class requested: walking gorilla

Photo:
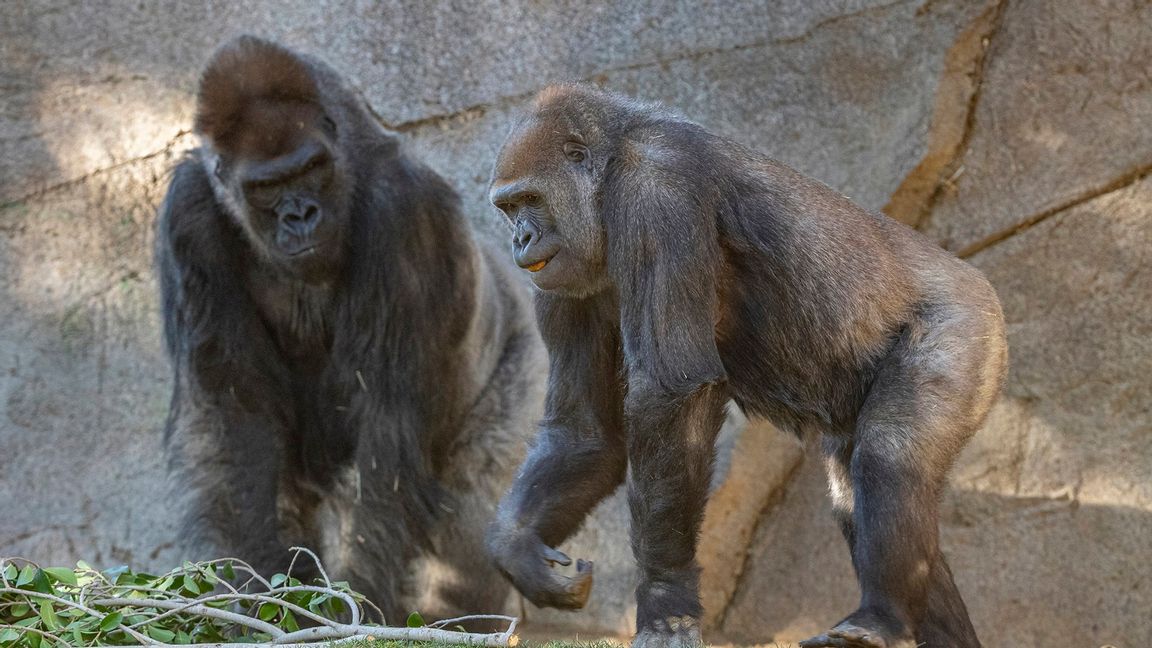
[486,85,1006,648]
[156,36,544,621]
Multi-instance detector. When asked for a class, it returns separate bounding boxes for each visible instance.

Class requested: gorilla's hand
[487,527,592,610]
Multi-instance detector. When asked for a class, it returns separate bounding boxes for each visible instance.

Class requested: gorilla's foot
[799,618,916,648]
[632,617,703,648]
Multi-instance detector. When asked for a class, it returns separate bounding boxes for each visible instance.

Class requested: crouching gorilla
[155,36,544,621]
[486,85,1007,648]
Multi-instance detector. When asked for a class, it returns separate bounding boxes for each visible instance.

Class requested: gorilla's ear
[194,35,319,146]
[604,149,726,398]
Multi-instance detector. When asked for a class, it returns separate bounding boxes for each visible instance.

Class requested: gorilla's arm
[486,292,627,609]
[157,157,295,574]
[608,165,729,631]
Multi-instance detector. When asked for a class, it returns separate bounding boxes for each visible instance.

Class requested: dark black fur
[485,85,1007,648]
[156,36,544,622]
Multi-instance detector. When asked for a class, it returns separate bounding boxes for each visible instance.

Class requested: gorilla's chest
[250,274,336,365]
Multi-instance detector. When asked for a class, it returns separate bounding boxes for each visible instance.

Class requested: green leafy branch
[0,548,518,647]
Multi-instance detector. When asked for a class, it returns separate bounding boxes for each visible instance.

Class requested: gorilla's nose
[277,198,322,235]
[514,219,540,249]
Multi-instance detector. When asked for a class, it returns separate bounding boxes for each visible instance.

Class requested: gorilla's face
[210,107,349,281]
[490,115,608,298]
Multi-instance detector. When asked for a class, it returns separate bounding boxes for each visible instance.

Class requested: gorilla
[155,36,544,622]
[485,84,1006,648]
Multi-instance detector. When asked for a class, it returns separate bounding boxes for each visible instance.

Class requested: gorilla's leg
[417,328,546,625]
[822,435,857,554]
[803,311,989,648]
[628,384,728,648]
[166,397,296,578]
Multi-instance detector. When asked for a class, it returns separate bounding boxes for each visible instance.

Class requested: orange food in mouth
[526,259,548,272]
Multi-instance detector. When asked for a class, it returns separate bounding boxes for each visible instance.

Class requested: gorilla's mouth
[520,253,555,273]
[287,245,317,257]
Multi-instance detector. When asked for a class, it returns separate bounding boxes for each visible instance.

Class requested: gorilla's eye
[302,153,330,173]
[245,180,281,208]
[564,142,588,164]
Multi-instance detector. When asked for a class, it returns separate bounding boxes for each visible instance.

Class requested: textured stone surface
[718,453,858,643]
[0,0,895,202]
[959,176,1152,511]
[921,0,1152,254]
[0,149,186,567]
[698,420,803,629]
[3,0,1151,643]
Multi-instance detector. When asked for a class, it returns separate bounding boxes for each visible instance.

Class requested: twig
[273,623,518,646]
[91,598,285,638]
[286,547,332,589]
[430,613,520,629]
[119,592,333,631]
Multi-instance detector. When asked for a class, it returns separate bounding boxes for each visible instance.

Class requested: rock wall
[1,1,1148,646]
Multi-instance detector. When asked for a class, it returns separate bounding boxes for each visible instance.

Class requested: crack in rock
[957,159,1152,258]
[883,0,1006,227]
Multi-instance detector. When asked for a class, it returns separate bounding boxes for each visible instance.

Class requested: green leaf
[156,574,176,592]
[281,610,299,633]
[0,629,19,643]
[9,602,32,618]
[38,600,61,630]
[2,563,16,582]
[16,565,36,587]
[269,573,287,588]
[307,593,330,613]
[30,570,55,595]
[101,565,127,580]
[284,591,310,608]
[75,561,92,571]
[220,562,236,581]
[182,576,201,596]
[147,627,176,643]
[98,611,124,632]
[406,610,425,628]
[131,571,157,584]
[42,568,77,587]
[197,565,219,585]
[176,629,192,644]
[25,630,41,648]
[257,603,278,621]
